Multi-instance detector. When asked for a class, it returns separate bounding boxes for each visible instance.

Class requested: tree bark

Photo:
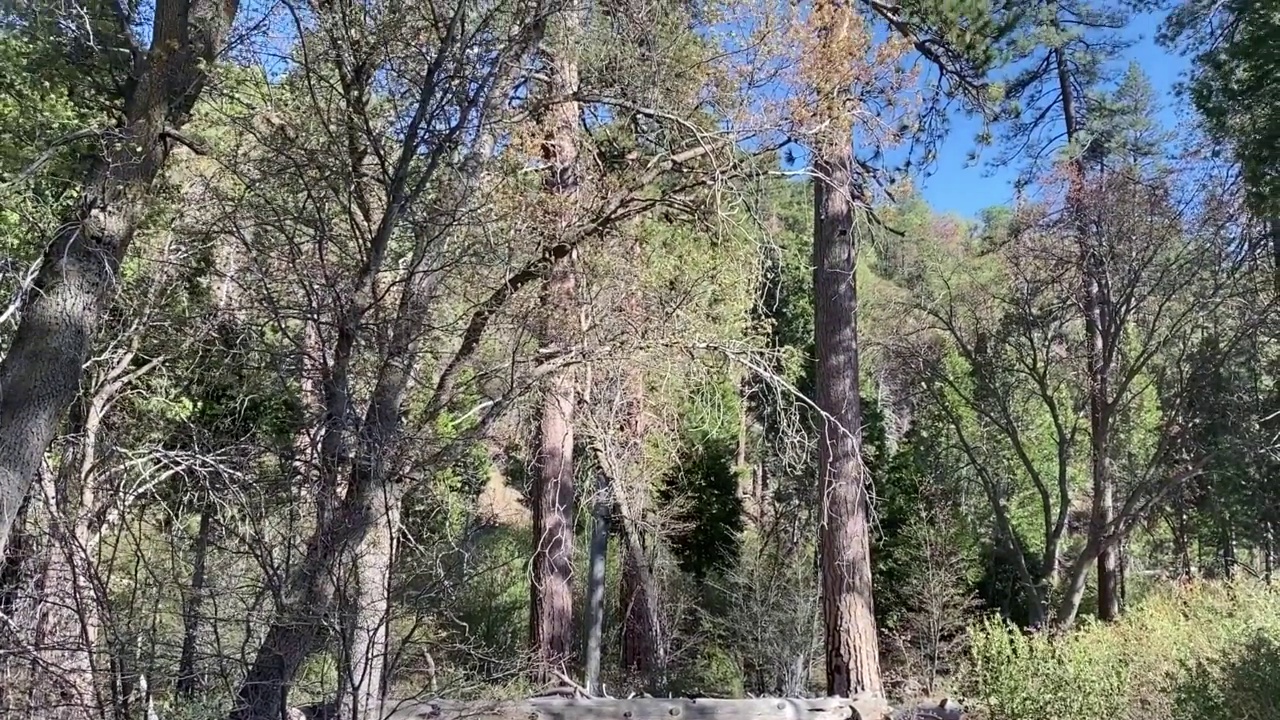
[812,155,881,696]
[619,524,663,685]
[0,0,240,560]
[338,483,403,720]
[1086,260,1119,622]
[27,464,101,720]
[22,341,158,720]
[177,505,214,697]
[1265,520,1274,585]
[581,469,610,695]
[612,307,663,686]
[529,3,582,684]
[231,265,438,720]
[531,260,578,684]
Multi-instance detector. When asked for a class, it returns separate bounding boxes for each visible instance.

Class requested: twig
[549,668,592,698]
[0,129,101,194]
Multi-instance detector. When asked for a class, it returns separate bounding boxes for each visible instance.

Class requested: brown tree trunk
[529,4,582,684]
[0,0,240,560]
[618,503,664,687]
[531,262,578,684]
[812,155,881,696]
[229,478,399,720]
[230,258,440,720]
[1051,40,1120,623]
[0,495,44,717]
[28,499,101,720]
[1056,539,1100,630]
[23,346,155,720]
[1265,521,1274,585]
[1175,501,1193,581]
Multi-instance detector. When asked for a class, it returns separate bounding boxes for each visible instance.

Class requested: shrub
[963,581,1280,720]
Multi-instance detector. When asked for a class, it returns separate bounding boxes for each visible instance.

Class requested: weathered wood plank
[320,696,896,720]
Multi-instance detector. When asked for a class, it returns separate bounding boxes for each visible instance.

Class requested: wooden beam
[308,696,897,720]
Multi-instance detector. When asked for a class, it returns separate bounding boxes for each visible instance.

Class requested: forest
[0,0,1277,717]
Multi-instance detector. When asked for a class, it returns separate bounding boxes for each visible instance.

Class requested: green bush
[1172,630,1280,720]
[963,582,1280,720]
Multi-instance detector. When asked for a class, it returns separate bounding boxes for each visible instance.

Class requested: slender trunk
[530,5,582,685]
[0,0,240,559]
[1265,521,1274,585]
[229,505,360,720]
[1175,502,1193,581]
[338,483,402,720]
[1093,436,1119,620]
[613,317,663,686]
[1055,530,1120,629]
[177,505,214,697]
[1118,541,1127,609]
[28,469,102,720]
[812,155,881,696]
[1052,39,1120,623]
[1088,278,1118,619]
[23,355,144,720]
[582,469,610,695]
[1269,216,1279,295]
[1221,525,1235,581]
[0,495,42,716]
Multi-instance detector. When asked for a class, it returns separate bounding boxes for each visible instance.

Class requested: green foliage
[1172,631,1280,720]
[987,0,1137,179]
[1163,0,1280,217]
[659,434,744,580]
[965,582,1280,720]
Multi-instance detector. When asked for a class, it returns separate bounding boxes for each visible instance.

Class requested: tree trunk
[177,505,214,697]
[231,263,440,720]
[0,494,44,717]
[1051,37,1121,624]
[229,506,359,720]
[581,470,610,695]
[530,5,582,685]
[338,483,403,720]
[1174,501,1193,581]
[1221,526,1236,581]
[23,350,151,720]
[29,525,101,720]
[1265,521,1274,585]
[619,519,663,687]
[531,260,578,684]
[811,155,881,697]
[0,0,240,560]
[613,333,663,687]
[1087,268,1119,622]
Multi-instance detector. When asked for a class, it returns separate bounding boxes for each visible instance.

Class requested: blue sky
[916,11,1192,221]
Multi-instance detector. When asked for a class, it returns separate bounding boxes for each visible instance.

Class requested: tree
[529,2,584,685]
[782,0,1001,694]
[0,0,241,561]
[1162,0,1280,286]
[989,0,1170,622]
